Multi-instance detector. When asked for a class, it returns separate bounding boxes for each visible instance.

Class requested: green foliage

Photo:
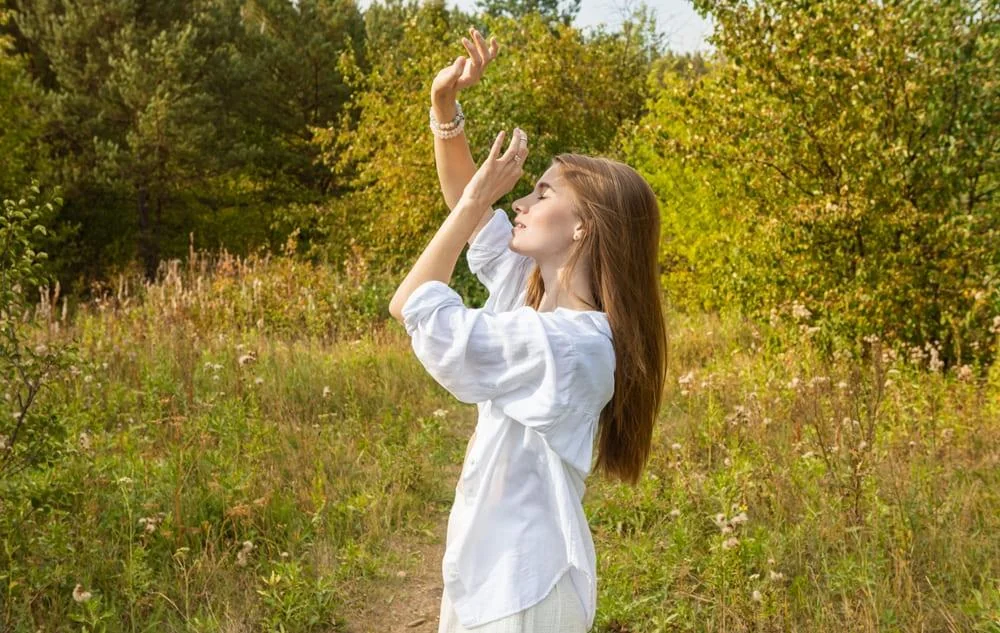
[475,0,580,27]
[0,183,79,627]
[643,0,1000,367]
[257,560,337,632]
[0,231,998,630]
[312,2,659,293]
[0,11,49,200]
[0,183,73,480]
[6,0,362,287]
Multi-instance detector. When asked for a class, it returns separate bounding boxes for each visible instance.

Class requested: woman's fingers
[452,56,466,79]
[499,128,527,165]
[488,130,506,161]
[472,29,491,66]
[462,36,483,68]
[498,128,518,162]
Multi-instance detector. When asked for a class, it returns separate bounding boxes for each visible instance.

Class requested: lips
[514,221,526,229]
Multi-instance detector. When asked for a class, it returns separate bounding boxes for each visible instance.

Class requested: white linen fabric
[401,208,615,631]
[437,567,587,633]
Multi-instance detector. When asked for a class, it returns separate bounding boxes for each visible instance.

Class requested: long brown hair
[523,154,668,486]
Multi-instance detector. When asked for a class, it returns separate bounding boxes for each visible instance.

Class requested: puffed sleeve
[466,208,533,313]
[401,280,579,433]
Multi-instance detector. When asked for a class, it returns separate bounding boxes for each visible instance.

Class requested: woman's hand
[459,128,529,209]
[431,27,499,104]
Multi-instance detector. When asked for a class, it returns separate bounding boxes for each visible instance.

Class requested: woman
[388,27,668,633]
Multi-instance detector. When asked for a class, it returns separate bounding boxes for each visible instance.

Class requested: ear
[573,221,585,241]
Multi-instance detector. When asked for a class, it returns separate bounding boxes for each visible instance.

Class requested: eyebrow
[536,181,555,192]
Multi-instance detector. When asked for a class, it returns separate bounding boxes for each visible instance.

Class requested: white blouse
[401,208,615,630]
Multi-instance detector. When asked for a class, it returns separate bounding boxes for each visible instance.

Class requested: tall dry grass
[2,244,998,631]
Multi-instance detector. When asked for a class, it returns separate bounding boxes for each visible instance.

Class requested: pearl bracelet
[430,101,465,139]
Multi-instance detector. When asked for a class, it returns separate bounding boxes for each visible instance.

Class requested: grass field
[2,249,999,632]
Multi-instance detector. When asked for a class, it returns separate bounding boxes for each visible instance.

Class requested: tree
[6,0,363,285]
[475,0,580,27]
[311,2,658,288]
[0,9,47,199]
[649,0,999,367]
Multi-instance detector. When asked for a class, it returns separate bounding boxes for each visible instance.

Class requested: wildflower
[791,301,811,320]
[801,451,815,459]
[322,386,331,398]
[72,584,92,603]
[83,374,93,384]
[956,365,974,382]
[722,537,739,550]
[730,511,749,526]
[78,432,91,450]
[671,442,682,451]
[714,513,727,528]
[236,540,255,567]
[927,343,943,373]
[836,380,848,389]
[678,371,695,386]
[0,435,8,450]
[254,377,264,386]
[752,590,762,602]
[116,476,134,485]
[749,573,760,580]
[769,569,784,581]
[238,352,257,366]
[669,508,681,518]
[787,377,801,389]
[432,408,448,418]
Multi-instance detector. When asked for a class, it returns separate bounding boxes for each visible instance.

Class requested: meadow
[2,245,998,632]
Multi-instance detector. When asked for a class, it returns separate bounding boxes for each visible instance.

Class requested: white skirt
[437,570,588,633]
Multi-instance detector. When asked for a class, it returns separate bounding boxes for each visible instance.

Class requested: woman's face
[509,163,582,259]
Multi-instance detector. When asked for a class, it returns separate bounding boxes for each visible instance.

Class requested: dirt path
[336,486,456,632]
[338,431,473,633]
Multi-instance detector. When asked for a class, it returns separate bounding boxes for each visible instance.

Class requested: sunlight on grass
[2,249,998,631]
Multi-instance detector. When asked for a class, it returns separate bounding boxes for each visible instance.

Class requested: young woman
[388,27,668,633]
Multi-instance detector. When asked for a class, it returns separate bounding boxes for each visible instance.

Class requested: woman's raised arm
[431,27,499,212]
